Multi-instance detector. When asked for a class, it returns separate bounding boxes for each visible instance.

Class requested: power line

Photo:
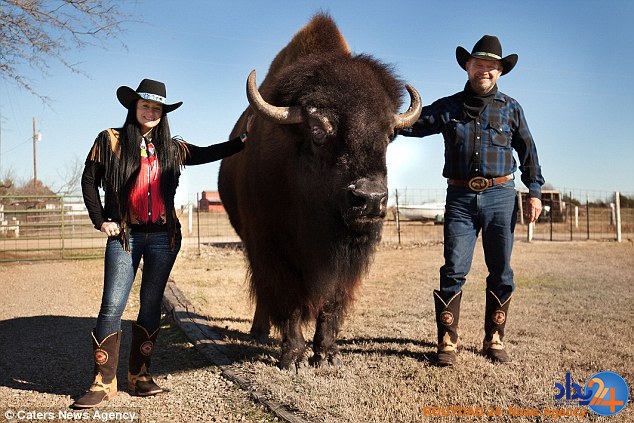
[1,136,33,155]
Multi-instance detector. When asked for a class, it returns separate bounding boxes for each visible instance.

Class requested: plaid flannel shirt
[400,89,544,198]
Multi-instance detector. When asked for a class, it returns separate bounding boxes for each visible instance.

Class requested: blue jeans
[95,230,180,342]
[439,181,518,303]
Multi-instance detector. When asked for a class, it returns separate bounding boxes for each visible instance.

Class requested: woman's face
[136,100,163,135]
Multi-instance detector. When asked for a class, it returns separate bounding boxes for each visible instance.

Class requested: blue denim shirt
[400,89,544,198]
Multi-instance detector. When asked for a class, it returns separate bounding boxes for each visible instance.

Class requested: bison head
[245,54,421,241]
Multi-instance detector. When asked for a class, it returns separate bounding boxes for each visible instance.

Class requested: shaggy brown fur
[219,13,408,370]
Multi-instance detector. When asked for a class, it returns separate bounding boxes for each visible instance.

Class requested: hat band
[473,51,502,60]
[138,92,166,104]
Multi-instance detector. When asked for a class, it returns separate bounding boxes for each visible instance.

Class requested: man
[400,35,544,366]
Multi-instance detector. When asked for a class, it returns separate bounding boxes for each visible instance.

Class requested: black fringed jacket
[81,128,244,250]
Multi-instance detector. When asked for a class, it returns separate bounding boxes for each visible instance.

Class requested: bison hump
[262,13,350,88]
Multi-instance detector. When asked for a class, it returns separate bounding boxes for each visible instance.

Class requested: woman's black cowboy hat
[116,79,183,113]
[456,35,518,75]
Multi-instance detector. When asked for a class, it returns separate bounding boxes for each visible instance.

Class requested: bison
[218,13,421,370]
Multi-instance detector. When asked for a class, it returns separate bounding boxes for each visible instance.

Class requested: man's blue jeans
[439,181,518,303]
[95,230,180,342]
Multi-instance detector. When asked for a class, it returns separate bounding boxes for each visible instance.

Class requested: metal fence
[388,188,633,243]
[0,195,104,262]
[1,188,632,262]
[521,189,633,242]
[0,195,243,262]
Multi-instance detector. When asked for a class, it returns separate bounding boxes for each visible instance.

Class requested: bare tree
[0,167,16,194]
[54,154,83,195]
[0,0,130,100]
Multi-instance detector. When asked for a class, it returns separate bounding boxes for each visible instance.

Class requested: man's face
[466,58,502,95]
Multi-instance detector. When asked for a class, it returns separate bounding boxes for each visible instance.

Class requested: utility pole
[0,111,3,177]
[33,117,37,190]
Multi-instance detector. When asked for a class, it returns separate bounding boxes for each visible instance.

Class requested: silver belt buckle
[468,176,489,192]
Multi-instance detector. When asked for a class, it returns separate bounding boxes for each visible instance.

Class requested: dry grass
[170,241,634,422]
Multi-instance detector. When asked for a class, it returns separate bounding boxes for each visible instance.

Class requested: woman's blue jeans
[439,181,518,303]
[95,230,180,342]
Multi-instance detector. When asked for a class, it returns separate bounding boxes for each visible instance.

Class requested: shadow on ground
[168,306,439,368]
[0,315,209,398]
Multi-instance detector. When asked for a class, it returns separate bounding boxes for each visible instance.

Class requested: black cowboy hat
[116,79,183,113]
[456,35,518,75]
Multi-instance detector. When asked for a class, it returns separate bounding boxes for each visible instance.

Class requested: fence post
[549,198,553,241]
[61,195,65,259]
[196,193,201,254]
[527,221,534,242]
[586,193,590,240]
[569,192,573,241]
[615,191,622,242]
[188,203,193,234]
[395,189,401,246]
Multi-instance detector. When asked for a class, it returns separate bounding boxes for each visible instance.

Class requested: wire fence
[387,188,634,244]
[1,188,632,262]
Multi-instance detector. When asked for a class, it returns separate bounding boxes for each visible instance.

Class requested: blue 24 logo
[554,371,629,416]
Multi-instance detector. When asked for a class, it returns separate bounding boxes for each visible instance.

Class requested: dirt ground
[170,240,634,422]
[0,260,276,422]
[1,240,632,422]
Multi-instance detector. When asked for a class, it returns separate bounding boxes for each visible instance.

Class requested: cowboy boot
[433,290,462,366]
[72,330,121,409]
[128,322,162,396]
[482,290,512,363]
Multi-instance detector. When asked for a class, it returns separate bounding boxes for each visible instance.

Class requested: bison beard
[219,13,421,370]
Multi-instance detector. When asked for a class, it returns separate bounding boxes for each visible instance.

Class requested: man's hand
[525,197,542,224]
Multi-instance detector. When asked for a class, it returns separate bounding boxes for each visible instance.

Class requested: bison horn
[246,70,304,124]
[393,85,422,130]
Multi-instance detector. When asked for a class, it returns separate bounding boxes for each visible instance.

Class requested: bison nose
[347,179,388,218]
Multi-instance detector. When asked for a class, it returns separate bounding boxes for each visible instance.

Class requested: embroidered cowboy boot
[72,330,121,409]
[128,323,162,396]
[482,290,512,363]
[433,290,462,366]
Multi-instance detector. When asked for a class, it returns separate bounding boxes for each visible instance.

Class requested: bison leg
[310,303,343,367]
[249,297,271,341]
[279,309,307,371]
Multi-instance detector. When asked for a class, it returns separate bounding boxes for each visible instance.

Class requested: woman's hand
[101,221,121,237]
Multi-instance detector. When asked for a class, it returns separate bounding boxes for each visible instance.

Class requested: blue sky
[1,0,633,206]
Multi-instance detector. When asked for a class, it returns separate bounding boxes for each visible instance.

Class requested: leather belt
[129,222,168,233]
[447,174,513,192]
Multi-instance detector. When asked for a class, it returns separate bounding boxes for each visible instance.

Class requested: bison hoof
[278,347,308,372]
[278,358,309,372]
[277,360,308,373]
[249,331,271,343]
[249,327,271,343]
[310,352,343,368]
[329,353,343,367]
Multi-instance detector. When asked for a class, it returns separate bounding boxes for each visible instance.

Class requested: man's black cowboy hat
[116,79,183,113]
[456,35,518,75]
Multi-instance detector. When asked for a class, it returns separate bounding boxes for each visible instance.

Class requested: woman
[73,79,250,408]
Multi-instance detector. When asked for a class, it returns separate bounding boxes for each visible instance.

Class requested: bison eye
[311,125,327,145]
